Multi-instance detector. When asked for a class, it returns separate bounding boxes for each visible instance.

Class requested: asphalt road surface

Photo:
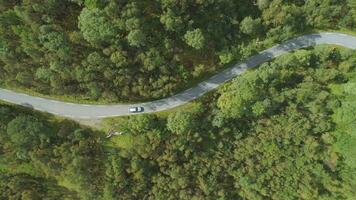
[1,32,355,119]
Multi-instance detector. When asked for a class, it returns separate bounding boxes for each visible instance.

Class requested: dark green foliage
[240,17,264,36]
[0,104,105,200]
[167,110,197,134]
[0,1,355,198]
[6,115,49,153]
[101,46,356,200]
[0,0,354,102]
[0,173,77,200]
[1,46,356,199]
[78,8,119,46]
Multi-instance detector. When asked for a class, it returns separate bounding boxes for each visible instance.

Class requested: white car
[129,106,144,113]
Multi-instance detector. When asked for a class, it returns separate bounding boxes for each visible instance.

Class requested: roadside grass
[101,100,199,149]
[100,44,356,150]
[0,99,102,131]
[0,99,58,123]
[102,94,207,128]
[101,89,218,150]
[107,134,147,150]
[316,28,356,36]
[0,99,12,106]
[0,85,132,105]
[2,45,355,152]
[153,28,356,100]
[2,29,355,104]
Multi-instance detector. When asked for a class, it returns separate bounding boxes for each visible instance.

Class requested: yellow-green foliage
[332,81,356,168]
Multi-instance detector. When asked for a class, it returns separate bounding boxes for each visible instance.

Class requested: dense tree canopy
[6,115,49,153]
[1,46,355,199]
[100,46,356,200]
[240,17,263,36]
[0,0,354,102]
[0,105,105,199]
[0,0,356,199]
[78,8,119,45]
[184,29,205,50]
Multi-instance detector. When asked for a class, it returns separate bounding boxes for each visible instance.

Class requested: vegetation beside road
[0,0,355,102]
[0,105,105,199]
[101,46,356,199]
[1,46,356,199]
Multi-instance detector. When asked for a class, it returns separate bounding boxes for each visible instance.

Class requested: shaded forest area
[1,46,356,199]
[0,0,355,102]
[0,105,105,199]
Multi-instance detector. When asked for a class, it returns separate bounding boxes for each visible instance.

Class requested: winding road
[1,32,356,119]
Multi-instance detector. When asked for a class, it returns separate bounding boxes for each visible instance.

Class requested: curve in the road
[1,32,356,119]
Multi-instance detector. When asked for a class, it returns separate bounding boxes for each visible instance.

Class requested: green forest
[0,0,355,102]
[1,46,356,199]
